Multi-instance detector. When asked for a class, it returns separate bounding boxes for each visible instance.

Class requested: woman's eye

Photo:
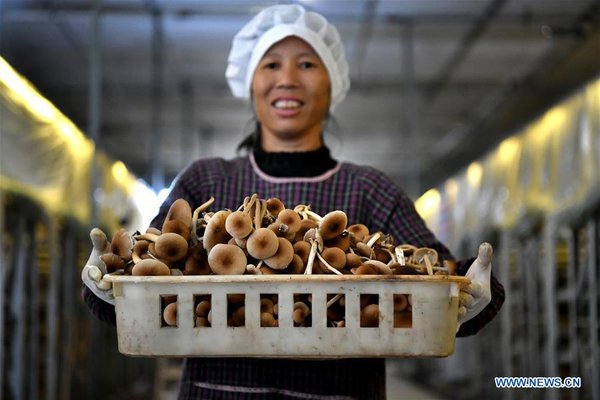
[263,62,278,69]
[299,61,315,69]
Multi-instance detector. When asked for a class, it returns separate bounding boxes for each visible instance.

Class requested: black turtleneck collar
[253,145,338,177]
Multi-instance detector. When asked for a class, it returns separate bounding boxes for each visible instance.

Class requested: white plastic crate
[104,274,469,358]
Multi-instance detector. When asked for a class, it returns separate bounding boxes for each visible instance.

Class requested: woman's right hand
[81,228,115,305]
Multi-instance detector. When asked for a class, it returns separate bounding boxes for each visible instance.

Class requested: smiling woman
[81,4,505,399]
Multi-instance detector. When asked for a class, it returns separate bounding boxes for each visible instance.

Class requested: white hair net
[225,4,350,111]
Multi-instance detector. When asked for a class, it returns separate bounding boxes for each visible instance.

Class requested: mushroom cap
[260,312,278,327]
[100,253,125,273]
[413,247,439,265]
[184,257,211,275]
[320,247,346,270]
[162,219,191,240]
[345,252,362,269]
[325,235,350,252]
[351,263,377,275]
[154,232,189,263]
[162,302,178,326]
[195,300,211,317]
[276,209,302,235]
[246,228,279,260]
[264,237,294,270]
[293,301,310,324]
[364,259,393,275]
[163,198,193,230]
[394,294,408,312]
[111,228,133,261]
[293,219,319,242]
[286,253,305,274]
[292,241,311,265]
[225,210,254,239]
[207,243,247,275]
[230,305,245,327]
[394,311,412,328]
[355,242,374,258]
[131,258,171,276]
[347,223,369,241]
[266,197,285,217]
[203,210,232,253]
[318,210,347,240]
[360,304,380,327]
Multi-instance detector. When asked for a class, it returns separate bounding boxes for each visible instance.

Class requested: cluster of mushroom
[97,194,456,328]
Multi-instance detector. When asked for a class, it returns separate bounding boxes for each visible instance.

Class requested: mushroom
[286,254,305,274]
[293,301,311,326]
[320,247,346,270]
[316,248,345,275]
[264,237,294,270]
[347,224,369,242]
[345,252,362,269]
[293,219,319,242]
[246,228,279,260]
[195,300,211,327]
[229,305,245,327]
[325,233,350,252]
[413,247,438,275]
[318,211,348,240]
[131,258,170,276]
[111,228,134,261]
[302,228,323,275]
[163,302,178,327]
[363,260,393,275]
[162,219,191,240]
[100,253,126,273]
[351,263,377,275]
[293,241,311,265]
[163,198,192,233]
[360,304,380,327]
[225,210,254,240]
[154,232,188,263]
[394,311,412,328]
[394,294,408,312]
[276,209,302,235]
[203,210,232,253]
[266,197,285,217]
[207,243,247,275]
[260,298,278,327]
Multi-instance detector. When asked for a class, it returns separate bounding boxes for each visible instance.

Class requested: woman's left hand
[457,242,493,329]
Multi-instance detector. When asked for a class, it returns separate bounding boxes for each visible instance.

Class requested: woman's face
[252,36,331,151]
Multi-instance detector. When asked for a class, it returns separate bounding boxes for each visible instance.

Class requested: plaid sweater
[83,149,505,399]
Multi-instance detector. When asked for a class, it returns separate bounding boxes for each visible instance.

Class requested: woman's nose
[276,63,299,88]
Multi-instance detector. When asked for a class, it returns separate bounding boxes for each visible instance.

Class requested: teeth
[274,100,301,109]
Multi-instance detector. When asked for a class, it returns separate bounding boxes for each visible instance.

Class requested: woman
[82,4,504,399]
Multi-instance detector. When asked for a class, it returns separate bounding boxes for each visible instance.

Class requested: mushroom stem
[316,252,343,275]
[395,246,406,266]
[423,256,434,276]
[366,232,381,248]
[304,209,323,222]
[304,240,318,275]
[253,199,262,229]
[326,293,344,308]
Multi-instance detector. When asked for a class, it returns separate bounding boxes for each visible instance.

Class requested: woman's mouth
[272,99,303,116]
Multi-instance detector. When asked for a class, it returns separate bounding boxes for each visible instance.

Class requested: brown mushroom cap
[293,240,311,265]
[266,197,285,217]
[276,209,302,235]
[264,237,294,270]
[207,243,247,275]
[154,232,189,263]
[319,210,347,240]
[111,228,134,261]
[163,198,193,231]
[394,294,408,312]
[394,311,412,328]
[347,224,369,241]
[325,234,350,252]
[360,304,380,327]
[203,210,232,253]
[320,247,347,270]
[131,258,170,276]
[230,305,246,327]
[195,300,211,317]
[246,228,279,260]
[286,254,305,274]
[345,252,362,269]
[364,259,393,275]
[100,253,125,273]
[293,301,310,325]
[162,219,191,240]
[351,263,378,275]
[225,211,254,239]
[163,302,178,326]
[293,219,319,242]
